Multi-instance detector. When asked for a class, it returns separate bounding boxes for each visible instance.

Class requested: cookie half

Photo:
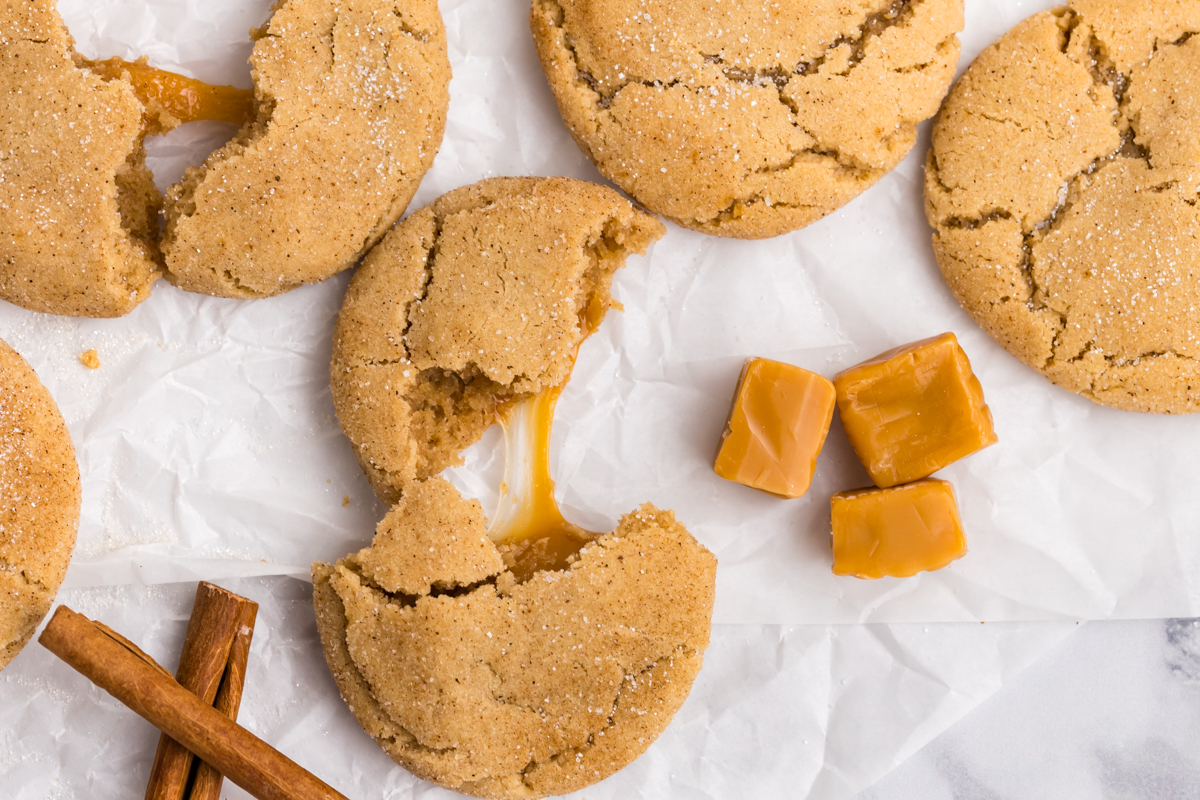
[926,0,1200,413]
[532,0,963,238]
[330,176,665,505]
[313,480,716,799]
[0,0,161,317]
[0,339,81,670]
[162,0,450,297]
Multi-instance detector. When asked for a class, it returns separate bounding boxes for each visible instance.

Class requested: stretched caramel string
[488,294,611,581]
[86,57,256,129]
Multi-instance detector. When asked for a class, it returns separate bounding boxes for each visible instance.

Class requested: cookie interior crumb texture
[0,0,162,317]
[531,0,963,239]
[313,481,716,799]
[330,177,665,506]
[926,0,1200,414]
[0,338,81,670]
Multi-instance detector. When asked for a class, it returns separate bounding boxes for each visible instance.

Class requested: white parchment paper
[11,0,1195,626]
[0,579,1076,800]
[0,0,1189,796]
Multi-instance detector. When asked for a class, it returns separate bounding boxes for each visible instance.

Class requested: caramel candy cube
[714,358,837,499]
[834,333,997,489]
[830,479,967,579]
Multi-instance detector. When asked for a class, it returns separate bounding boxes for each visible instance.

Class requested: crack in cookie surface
[532,0,963,238]
[926,0,1200,413]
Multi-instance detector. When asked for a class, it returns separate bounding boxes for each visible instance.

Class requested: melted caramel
[86,57,256,131]
[493,385,592,582]
[488,296,613,581]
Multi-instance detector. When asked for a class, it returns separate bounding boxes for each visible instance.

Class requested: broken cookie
[320,176,717,797]
[0,0,162,317]
[314,484,716,798]
[162,0,450,298]
[330,176,665,505]
[531,0,963,238]
[0,0,449,315]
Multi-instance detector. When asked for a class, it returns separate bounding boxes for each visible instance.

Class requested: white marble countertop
[859,619,1200,798]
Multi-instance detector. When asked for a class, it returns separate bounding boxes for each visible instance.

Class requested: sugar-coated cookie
[0,0,160,317]
[313,482,716,799]
[926,0,1200,413]
[162,0,450,297]
[532,0,963,238]
[0,0,449,314]
[322,176,717,796]
[0,339,80,670]
[330,177,664,505]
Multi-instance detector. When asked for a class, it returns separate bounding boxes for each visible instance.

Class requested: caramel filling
[830,479,967,579]
[714,358,837,499]
[86,57,256,131]
[492,385,591,582]
[488,297,611,582]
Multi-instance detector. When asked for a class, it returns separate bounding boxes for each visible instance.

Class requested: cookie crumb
[80,349,101,370]
[342,495,350,507]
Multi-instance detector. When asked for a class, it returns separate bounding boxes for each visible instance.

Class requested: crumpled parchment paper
[0,0,1184,795]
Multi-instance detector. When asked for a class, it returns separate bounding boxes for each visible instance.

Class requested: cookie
[925,0,1200,414]
[531,0,963,239]
[1,0,449,315]
[0,0,161,317]
[162,0,450,298]
[313,481,716,798]
[0,338,81,670]
[330,177,665,505]
[322,176,715,795]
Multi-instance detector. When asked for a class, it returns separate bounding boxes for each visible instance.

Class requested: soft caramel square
[834,333,997,489]
[830,479,967,579]
[714,358,837,499]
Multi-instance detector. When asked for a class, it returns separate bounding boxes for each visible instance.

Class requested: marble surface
[858,619,1200,799]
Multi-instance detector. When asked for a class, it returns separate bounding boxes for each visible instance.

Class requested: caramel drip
[86,57,256,130]
[489,294,611,582]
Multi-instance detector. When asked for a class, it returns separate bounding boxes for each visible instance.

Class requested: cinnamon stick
[146,582,255,800]
[188,599,258,800]
[40,607,349,800]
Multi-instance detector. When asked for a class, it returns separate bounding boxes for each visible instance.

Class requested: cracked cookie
[321,177,716,796]
[313,482,716,798]
[531,0,963,239]
[926,0,1200,414]
[0,0,161,317]
[330,176,664,505]
[0,338,80,671]
[1,0,448,314]
[162,0,450,297]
